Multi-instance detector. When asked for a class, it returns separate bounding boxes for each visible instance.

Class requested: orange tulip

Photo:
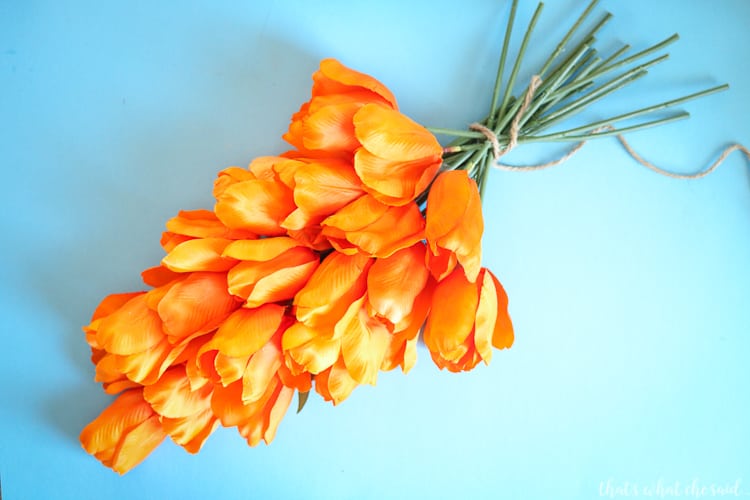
[352,103,443,206]
[425,170,484,282]
[284,58,397,156]
[423,267,513,372]
[211,375,294,447]
[321,194,425,258]
[222,237,319,308]
[214,168,296,236]
[293,251,372,328]
[143,365,218,454]
[197,304,289,404]
[284,59,442,206]
[80,389,167,474]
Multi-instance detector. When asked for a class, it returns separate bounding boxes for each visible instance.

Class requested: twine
[469,75,750,179]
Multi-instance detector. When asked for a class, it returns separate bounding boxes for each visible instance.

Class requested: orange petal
[292,159,364,216]
[213,166,256,200]
[367,243,429,325]
[423,268,478,363]
[210,304,285,358]
[301,101,362,152]
[425,170,483,282]
[488,270,514,350]
[353,149,440,206]
[165,209,253,239]
[158,272,239,342]
[277,361,312,392]
[234,250,319,308]
[314,58,397,109]
[96,294,164,356]
[79,389,166,475]
[293,251,372,327]
[141,265,182,287]
[162,237,236,273]
[214,178,295,235]
[322,195,425,258]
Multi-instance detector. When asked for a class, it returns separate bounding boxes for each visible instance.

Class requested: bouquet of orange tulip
[80,0,726,474]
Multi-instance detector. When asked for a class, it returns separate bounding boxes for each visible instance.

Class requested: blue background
[2,1,749,498]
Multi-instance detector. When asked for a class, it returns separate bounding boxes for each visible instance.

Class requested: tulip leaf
[297,390,310,414]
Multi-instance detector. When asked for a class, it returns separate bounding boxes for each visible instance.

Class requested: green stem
[488,0,518,129]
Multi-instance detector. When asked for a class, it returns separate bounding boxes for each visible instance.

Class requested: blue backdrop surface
[1,1,749,499]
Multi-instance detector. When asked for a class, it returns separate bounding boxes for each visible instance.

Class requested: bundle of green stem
[429,0,728,198]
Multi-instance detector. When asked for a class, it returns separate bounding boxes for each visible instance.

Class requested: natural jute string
[469,75,750,178]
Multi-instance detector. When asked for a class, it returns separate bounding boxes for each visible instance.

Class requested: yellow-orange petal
[423,268,478,362]
[161,408,218,454]
[210,304,285,358]
[142,366,213,418]
[473,270,497,364]
[96,294,164,356]
[213,167,256,200]
[215,178,295,235]
[293,251,372,327]
[242,338,282,404]
[353,149,440,206]
[282,322,340,374]
[162,237,236,273]
[314,355,358,405]
[79,389,166,475]
[367,243,429,325]
[230,249,319,308]
[213,352,250,386]
[335,296,391,385]
[488,270,514,350]
[322,195,425,258]
[110,340,170,386]
[222,237,302,261]
[158,272,239,342]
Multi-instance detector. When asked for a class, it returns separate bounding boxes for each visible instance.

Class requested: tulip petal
[158,272,239,342]
[162,237,236,273]
[367,243,429,325]
[294,252,372,327]
[423,268,478,362]
[242,339,282,404]
[302,102,362,152]
[292,160,364,216]
[80,389,166,475]
[315,58,398,109]
[315,356,358,405]
[336,296,391,385]
[474,270,497,364]
[161,408,218,454]
[488,270,514,350]
[142,367,213,419]
[215,178,295,235]
[96,294,164,356]
[210,305,285,358]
